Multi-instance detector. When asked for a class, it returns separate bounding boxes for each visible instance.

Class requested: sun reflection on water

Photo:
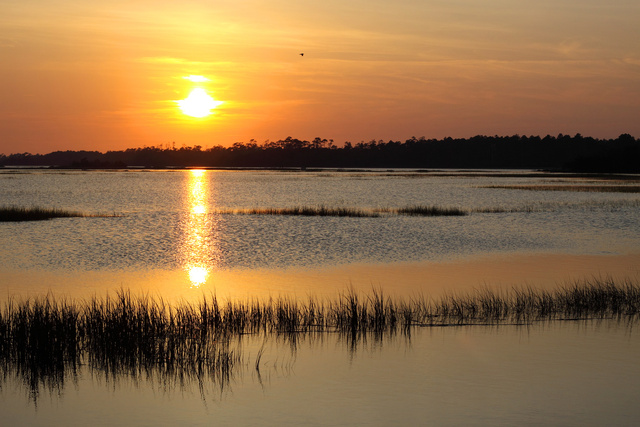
[182,169,217,288]
[188,266,208,287]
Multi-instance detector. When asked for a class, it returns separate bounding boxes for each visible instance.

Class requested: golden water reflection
[182,169,217,288]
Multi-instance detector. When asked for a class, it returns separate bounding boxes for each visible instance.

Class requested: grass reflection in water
[1,278,639,403]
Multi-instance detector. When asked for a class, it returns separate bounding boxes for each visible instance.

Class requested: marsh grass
[0,292,239,403]
[217,205,468,217]
[0,206,118,222]
[478,199,640,214]
[482,185,640,193]
[220,206,379,217]
[472,205,540,214]
[2,278,639,401]
[396,205,467,216]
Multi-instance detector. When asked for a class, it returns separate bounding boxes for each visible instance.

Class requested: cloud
[138,57,201,65]
[0,37,17,48]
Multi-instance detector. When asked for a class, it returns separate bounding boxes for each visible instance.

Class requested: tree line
[1,134,638,172]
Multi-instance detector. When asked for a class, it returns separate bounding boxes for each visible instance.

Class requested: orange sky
[1,0,639,154]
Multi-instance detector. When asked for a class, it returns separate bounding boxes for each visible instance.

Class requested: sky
[1,0,639,154]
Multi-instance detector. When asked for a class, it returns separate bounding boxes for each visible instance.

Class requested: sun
[177,88,223,118]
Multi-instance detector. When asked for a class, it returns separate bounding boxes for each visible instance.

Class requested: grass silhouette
[2,278,638,350]
[0,206,86,221]
[483,184,640,193]
[0,206,119,222]
[216,205,468,217]
[396,205,467,216]
[2,278,638,402]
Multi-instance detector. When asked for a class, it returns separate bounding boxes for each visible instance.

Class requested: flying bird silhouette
[300,53,304,56]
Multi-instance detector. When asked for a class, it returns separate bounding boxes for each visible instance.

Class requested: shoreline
[2,165,640,179]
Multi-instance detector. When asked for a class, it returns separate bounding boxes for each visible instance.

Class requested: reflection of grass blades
[1,291,240,403]
[0,206,119,222]
[2,279,640,402]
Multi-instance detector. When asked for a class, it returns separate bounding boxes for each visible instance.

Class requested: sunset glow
[177,88,223,118]
[184,75,210,83]
[1,0,639,153]
[2,0,639,420]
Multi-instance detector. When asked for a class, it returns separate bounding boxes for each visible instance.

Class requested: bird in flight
[300,53,304,56]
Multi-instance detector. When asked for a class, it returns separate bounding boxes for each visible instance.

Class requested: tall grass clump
[217,205,470,217]
[0,291,240,403]
[218,206,378,217]
[0,206,86,221]
[2,279,639,401]
[482,185,640,193]
[411,278,640,326]
[397,205,468,216]
[0,206,119,222]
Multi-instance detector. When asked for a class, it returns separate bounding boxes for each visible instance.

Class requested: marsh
[1,168,639,426]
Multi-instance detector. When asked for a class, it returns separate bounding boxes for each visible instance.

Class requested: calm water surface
[2,322,639,427]
[1,169,639,299]
[1,169,640,425]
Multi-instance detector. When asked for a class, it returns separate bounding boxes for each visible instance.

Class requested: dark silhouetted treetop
[1,134,637,172]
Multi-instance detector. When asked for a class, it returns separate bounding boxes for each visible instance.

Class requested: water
[1,169,640,425]
[1,170,639,283]
[2,323,639,426]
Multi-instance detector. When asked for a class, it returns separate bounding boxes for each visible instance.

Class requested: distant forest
[2,134,639,172]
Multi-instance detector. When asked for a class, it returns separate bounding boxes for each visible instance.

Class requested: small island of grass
[216,205,468,217]
[0,206,112,222]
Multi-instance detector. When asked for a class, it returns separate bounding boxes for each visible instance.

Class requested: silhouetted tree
[1,134,637,171]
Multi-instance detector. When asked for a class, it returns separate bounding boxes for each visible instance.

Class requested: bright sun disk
[177,88,223,118]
